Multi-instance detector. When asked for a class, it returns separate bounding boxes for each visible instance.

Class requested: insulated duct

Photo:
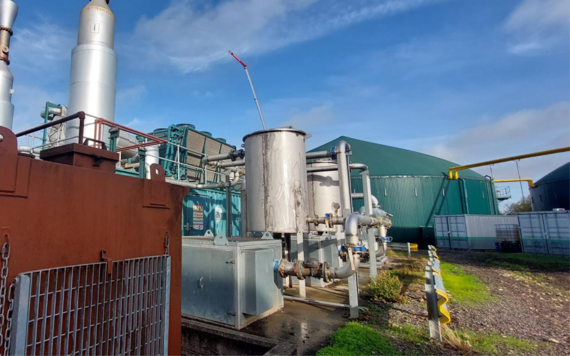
[0,0,17,130]
[66,0,117,144]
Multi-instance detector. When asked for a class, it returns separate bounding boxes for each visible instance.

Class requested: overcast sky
[9,0,570,208]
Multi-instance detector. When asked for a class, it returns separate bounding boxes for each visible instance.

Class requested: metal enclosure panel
[244,129,309,233]
[434,216,451,249]
[205,138,222,182]
[543,211,570,255]
[465,215,518,250]
[182,189,241,237]
[242,249,275,315]
[307,161,343,232]
[181,238,283,329]
[519,211,570,255]
[448,216,469,249]
[181,246,236,326]
[518,213,548,254]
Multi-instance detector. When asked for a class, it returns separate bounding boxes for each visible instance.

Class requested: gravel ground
[371,250,570,355]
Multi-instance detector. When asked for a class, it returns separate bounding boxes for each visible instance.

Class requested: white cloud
[11,19,75,70]
[416,102,570,180]
[505,0,570,55]
[117,85,147,102]
[129,0,440,73]
[281,102,336,131]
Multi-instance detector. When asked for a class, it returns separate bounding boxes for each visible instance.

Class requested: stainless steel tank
[0,0,17,130]
[307,160,343,232]
[66,0,117,144]
[244,128,309,234]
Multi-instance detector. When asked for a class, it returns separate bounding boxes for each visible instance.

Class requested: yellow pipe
[449,147,570,179]
[493,179,535,188]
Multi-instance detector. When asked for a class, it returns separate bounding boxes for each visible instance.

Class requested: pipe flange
[294,260,304,280]
[0,27,13,36]
[278,259,287,278]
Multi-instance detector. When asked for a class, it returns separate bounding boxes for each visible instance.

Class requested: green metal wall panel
[352,176,497,247]
[182,189,241,237]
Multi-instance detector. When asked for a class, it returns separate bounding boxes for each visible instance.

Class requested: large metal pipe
[336,140,353,217]
[0,0,17,130]
[145,145,160,179]
[66,0,118,144]
[216,159,245,168]
[328,252,361,279]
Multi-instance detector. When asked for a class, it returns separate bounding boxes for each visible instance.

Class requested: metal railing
[424,246,451,341]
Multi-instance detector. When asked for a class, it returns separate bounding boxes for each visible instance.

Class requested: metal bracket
[204,230,214,237]
[261,232,273,240]
[100,250,113,275]
[164,233,170,255]
[213,234,229,246]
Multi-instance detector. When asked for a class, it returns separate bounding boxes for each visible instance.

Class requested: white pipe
[167,170,241,190]
[306,150,334,160]
[336,140,353,217]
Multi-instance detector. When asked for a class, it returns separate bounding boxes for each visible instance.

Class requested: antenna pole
[229,51,267,130]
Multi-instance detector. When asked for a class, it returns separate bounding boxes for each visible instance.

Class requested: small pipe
[306,165,338,173]
[217,159,246,168]
[203,149,245,164]
[306,150,334,160]
[306,216,345,225]
[167,170,241,190]
[284,296,351,309]
[459,178,470,215]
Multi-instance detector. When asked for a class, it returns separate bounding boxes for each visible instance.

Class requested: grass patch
[440,262,498,305]
[389,324,429,344]
[462,330,538,354]
[367,272,402,302]
[484,253,569,272]
[317,322,399,356]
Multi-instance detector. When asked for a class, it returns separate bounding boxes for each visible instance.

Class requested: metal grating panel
[185,131,206,179]
[205,139,222,182]
[9,255,171,356]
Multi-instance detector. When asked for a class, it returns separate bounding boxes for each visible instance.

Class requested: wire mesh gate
[8,255,171,356]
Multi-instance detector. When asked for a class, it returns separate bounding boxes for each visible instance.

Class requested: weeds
[442,325,472,354]
[367,272,402,302]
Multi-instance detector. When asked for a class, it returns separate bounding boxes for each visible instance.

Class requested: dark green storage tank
[310,137,499,247]
[530,162,570,211]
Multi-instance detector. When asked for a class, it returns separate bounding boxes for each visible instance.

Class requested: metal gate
[8,255,171,356]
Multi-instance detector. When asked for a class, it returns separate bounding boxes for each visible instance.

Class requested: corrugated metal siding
[352,176,498,247]
[182,189,241,237]
[434,215,518,250]
[518,211,570,255]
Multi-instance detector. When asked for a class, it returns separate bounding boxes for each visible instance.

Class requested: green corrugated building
[310,137,499,247]
[530,162,570,211]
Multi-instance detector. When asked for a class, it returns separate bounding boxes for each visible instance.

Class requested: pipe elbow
[345,213,361,246]
[329,253,361,279]
[336,140,351,155]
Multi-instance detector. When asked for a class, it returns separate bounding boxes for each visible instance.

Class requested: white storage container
[518,211,570,255]
[434,215,519,250]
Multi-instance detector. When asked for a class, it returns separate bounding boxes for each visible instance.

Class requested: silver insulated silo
[66,0,117,144]
[307,160,343,232]
[244,128,309,234]
[0,0,17,130]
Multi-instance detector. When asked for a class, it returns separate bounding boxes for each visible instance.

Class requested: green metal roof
[310,136,485,179]
[536,162,570,184]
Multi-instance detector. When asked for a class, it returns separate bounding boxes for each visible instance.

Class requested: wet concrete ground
[243,269,375,355]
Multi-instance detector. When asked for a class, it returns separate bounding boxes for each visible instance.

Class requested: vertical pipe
[226,174,232,238]
[0,0,17,130]
[336,141,353,217]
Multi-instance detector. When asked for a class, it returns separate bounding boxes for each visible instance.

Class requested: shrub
[367,272,402,302]
[317,322,398,356]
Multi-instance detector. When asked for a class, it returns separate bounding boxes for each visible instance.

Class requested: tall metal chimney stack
[66,0,117,144]
[0,0,17,130]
